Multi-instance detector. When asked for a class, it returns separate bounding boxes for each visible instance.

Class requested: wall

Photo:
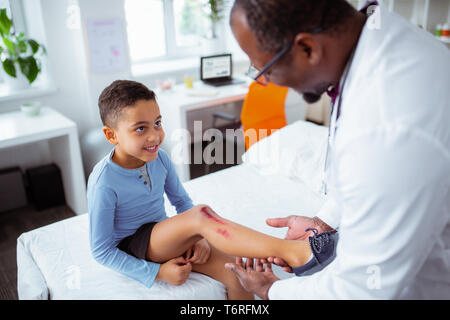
[0,0,252,175]
[0,0,94,171]
[0,0,132,172]
[1,0,448,173]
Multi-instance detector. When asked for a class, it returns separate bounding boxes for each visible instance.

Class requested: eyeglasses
[246,27,323,86]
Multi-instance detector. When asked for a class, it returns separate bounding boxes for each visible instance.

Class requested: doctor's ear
[293,33,322,66]
[103,126,118,145]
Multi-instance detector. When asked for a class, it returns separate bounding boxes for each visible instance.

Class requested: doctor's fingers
[253,259,274,273]
[245,257,254,270]
[242,258,267,272]
[266,256,284,266]
[235,257,256,270]
[268,257,293,273]
[254,259,264,272]
[266,216,293,228]
[262,261,274,275]
[235,256,245,268]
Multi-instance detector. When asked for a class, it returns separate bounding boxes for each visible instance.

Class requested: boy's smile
[103,99,165,169]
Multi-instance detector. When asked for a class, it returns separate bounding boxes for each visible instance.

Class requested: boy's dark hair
[98,80,156,128]
[231,0,356,54]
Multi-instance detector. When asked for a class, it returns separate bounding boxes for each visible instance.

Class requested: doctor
[225,0,450,299]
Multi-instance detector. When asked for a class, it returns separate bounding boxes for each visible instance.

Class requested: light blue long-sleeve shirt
[87,148,194,288]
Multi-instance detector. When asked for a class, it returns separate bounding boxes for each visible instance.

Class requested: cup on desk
[183,74,194,88]
[20,101,41,117]
[157,78,175,92]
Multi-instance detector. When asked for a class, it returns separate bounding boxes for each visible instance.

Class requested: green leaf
[18,56,39,83]
[0,9,12,37]
[2,58,16,77]
[28,39,40,54]
[17,39,27,53]
[2,36,15,55]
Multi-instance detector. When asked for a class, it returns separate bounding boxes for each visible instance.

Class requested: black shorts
[117,222,157,260]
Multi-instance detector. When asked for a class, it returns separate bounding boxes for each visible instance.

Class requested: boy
[88,80,336,300]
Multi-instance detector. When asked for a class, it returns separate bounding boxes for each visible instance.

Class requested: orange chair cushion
[241,82,289,149]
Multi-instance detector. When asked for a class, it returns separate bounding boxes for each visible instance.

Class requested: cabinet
[314,0,450,125]
[0,107,88,215]
[349,0,450,47]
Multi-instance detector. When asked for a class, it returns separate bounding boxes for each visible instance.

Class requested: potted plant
[201,0,226,53]
[0,8,46,90]
[204,0,225,39]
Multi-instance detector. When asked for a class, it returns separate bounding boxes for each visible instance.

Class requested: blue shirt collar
[106,148,147,176]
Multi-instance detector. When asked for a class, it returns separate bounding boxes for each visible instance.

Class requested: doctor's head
[98,80,165,167]
[230,0,364,103]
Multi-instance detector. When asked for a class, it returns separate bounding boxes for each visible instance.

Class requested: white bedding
[17,120,328,300]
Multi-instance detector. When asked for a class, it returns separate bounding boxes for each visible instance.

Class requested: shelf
[0,85,58,103]
[437,37,450,44]
[371,0,450,36]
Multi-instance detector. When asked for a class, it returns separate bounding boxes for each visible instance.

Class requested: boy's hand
[156,256,192,286]
[185,239,210,265]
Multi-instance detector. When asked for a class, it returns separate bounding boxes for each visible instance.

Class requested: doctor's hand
[262,215,334,273]
[225,257,280,300]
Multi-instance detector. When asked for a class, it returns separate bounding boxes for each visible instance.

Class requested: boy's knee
[190,205,225,229]
[187,204,209,228]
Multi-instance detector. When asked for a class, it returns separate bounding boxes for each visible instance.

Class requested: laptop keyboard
[205,78,245,87]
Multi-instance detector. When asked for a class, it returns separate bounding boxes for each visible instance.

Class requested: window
[125,0,219,63]
[124,0,167,61]
[0,0,11,14]
[173,0,208,48]
[0,0,28,85]
[347,0,360,9]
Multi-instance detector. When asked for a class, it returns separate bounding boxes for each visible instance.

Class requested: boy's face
[103,99,165,169]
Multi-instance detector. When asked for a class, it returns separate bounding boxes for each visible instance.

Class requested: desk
[156,79,250,182]
[0,107,88,215]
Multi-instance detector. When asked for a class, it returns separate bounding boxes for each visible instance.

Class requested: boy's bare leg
[191,244,254,300]
[147,205,311,269]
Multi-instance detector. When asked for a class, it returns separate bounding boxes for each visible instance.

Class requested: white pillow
[241,120,328,194]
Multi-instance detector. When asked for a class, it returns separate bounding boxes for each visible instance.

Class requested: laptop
[200,53,245,87]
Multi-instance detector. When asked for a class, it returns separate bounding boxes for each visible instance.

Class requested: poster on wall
[86,18,128,73]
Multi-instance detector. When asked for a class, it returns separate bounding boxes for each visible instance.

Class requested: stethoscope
[321,48,357,196]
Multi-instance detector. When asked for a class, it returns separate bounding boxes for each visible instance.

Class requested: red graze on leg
[216,228,232,240]
[201,206,226,225]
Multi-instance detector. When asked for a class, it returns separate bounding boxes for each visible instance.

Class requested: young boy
[88,80,336,300]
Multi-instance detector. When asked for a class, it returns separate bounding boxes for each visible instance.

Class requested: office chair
[239,81,289,149]
[204,81,289,174]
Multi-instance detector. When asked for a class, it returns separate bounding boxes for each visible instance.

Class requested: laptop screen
[201,54,232,80]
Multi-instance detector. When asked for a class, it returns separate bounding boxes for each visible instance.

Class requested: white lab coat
[269,2,450,299]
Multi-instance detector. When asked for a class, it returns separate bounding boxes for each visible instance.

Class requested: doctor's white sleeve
[269,126,450,299]
[315,197,340,230]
